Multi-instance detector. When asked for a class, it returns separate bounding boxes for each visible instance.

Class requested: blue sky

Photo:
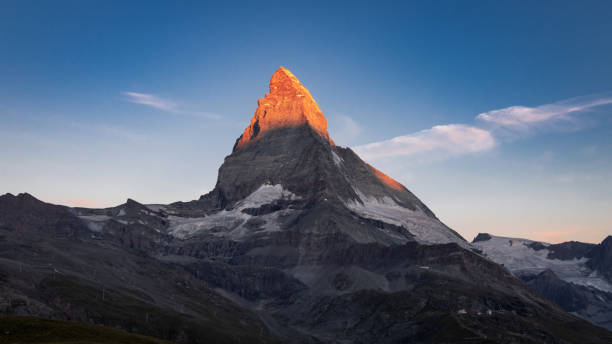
[1,1,611,243]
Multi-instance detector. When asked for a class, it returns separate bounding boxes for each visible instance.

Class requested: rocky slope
[0,193,275,344]
[1,67,611,343]
[473,233,612,331]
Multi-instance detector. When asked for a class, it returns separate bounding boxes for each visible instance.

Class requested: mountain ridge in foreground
[1,67,611,343]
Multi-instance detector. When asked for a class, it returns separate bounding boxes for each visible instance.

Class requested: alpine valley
[1,68,610,343]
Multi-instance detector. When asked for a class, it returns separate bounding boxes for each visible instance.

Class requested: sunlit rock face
[234,67,333,150]
[366,163,405,191]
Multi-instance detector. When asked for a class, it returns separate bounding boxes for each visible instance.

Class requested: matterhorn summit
[177,66,466,247]
[235,67,333,149]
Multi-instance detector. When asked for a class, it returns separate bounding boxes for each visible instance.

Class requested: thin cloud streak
[477,93,612,130]
[124,92,221,120]
[124,92,177,112]
[354,93,611,162]
[354,124,495,160]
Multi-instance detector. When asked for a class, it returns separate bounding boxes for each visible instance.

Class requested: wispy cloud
[123,92,221,120]
[124,92,177,112]
[477,93,612,130]
[354,93,611,162]
[354,124,495,160]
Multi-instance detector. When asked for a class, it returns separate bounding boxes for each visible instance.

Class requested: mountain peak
[269,67,302,93]
[234,67,333,150]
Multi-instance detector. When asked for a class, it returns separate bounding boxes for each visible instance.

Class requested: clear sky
[1,1,611,244]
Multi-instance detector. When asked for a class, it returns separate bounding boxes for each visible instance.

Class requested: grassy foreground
[0,316,170,344]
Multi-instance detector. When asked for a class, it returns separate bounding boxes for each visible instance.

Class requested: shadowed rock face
[473,233,492,243]
[588,236,612,281]
[546,241,596,260]
[521,270,612,331]
[521,270,589,311]
[0,193,88,237]
[2,68,612,343]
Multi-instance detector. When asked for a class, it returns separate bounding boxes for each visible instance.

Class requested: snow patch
[331,151,343,166]
[345,189,467,247]
[168,210,250,239]
[78,215,110,233]
[236,184,299,210]
[168,184,298,240]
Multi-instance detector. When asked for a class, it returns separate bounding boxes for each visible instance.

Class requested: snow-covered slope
[168,184,299,239]
[346,189,468,248]
[473,234,612,293]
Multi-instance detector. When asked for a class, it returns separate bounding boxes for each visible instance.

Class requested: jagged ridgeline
[1,68,610,343]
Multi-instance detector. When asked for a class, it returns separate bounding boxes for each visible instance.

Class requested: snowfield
[474,235,612,293]
[345,188,469,248]
[168,184,299,239]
